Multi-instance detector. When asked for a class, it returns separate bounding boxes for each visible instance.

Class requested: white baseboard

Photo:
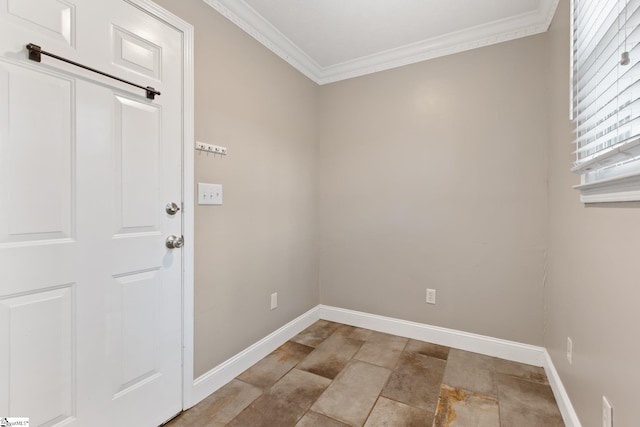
[190,306,320,407]
[189,304,579,427]
[319,305,579,427]
[542,349,582,427]
[319,305,546,366]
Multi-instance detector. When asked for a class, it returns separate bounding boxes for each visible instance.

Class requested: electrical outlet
[270,293,278,310]
[602,396,613,427]
[426,288,436,304]
[567,337,573,365]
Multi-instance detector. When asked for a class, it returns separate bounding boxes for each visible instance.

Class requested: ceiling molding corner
[542,0,562,30]
[203,0,322,82]
[204,0,563,85]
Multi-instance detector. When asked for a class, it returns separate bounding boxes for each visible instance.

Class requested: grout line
[191,319,563,427]
[361,394,381,426]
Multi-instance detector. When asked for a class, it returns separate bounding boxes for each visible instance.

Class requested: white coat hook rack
[196,141,227,155]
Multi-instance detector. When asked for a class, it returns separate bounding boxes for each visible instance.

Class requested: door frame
[126,0,195,411]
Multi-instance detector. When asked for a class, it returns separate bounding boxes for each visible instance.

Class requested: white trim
[126,0,196,411]
[542,350,583,427]
[575,171,640,203]
[322,306,581,427]
[579,190,640,203]
[318,305,546,366]
[202,0,321,83]
[181,21,196,412]
[203,0,560,85]
[190,305,579,427]
[191,306,320,406]
[323,306,581,427]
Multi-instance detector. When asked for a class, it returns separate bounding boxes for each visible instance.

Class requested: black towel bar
[26,43,161,100]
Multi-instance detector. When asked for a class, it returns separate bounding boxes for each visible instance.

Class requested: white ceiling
[204,0,559,85]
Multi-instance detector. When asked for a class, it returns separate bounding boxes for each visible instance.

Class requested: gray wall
[318,35,549,345]
[546,1,640,426]
[153,0,320,378]
[147,4,637,425]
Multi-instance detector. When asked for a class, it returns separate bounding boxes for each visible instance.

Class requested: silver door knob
[166,235,184,249]
[165,202,180,215]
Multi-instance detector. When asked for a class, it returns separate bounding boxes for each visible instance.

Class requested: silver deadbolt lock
[166,202,180,215]
[166,235,184,249]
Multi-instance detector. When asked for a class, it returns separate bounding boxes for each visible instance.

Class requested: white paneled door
[0,1,184,426]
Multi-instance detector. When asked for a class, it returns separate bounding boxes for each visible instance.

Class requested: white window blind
[572,0,640,202]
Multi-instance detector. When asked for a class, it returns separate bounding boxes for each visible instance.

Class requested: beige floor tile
[495,358,548,384]
[353,331,408,369]
[237,341,313,389]
[171,323,566,427]
[165,379,262,427]
[404,339,450,360]
[443,349,498,397]
[312,360,391,427]
[197,379,263,425]
[296,411,350,427]
[344,326,377,341]
[330,323,362,338]
[447,348,496,370]
[163,407,210,427]
[381,351,446,412]
[291,320,343,348]
[297,332,364,379]
[364,397,432,427]
[497,374,564,427]
[228,369,331,427]
[433,384,500,427]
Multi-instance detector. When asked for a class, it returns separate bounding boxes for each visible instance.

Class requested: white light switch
[198,183,222,205]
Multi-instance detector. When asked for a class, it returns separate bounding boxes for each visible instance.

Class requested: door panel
[0,1,184,425]
[110,270,161,396]
[0,61,74,244]
[112,26,161,79]
[0,286,74,426]
[114,95,161,234]
[5,0,75,47]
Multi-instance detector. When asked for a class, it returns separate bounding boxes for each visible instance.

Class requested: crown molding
[204,0,560,85]
[203,0,323,82]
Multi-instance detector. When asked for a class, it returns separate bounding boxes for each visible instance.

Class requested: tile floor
[166,320,564,427]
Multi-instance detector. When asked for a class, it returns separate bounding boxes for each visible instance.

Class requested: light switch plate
[198,183,222,205]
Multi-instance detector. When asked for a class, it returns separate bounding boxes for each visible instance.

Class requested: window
[572,0,640,202]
